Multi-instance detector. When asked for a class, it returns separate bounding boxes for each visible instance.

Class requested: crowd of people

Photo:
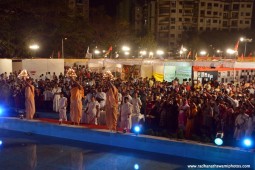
[0,66,254,145]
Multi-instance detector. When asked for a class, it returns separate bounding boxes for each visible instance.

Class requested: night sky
[90,0,119,17]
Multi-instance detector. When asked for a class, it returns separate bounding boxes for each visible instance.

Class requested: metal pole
[61,38,64,59]
[244,42,247,57]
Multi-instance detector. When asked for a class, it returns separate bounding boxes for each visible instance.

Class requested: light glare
[214,138,223,146]
[200,51,206,55]
[122,46,130,51]
[156,50,164,55]
[94,49,100,54]
[29,44,39,50]
[226,48,236,54]
[243,138,252,147]
[134,164,139,170]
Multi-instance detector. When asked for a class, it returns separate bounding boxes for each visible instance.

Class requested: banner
[175,66,192,83]
[153,72,164,82]
[164,66,176,82]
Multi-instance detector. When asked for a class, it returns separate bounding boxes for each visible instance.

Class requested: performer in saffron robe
[24,79,36,119]
[105,82,119,132]
[70,79,84,125]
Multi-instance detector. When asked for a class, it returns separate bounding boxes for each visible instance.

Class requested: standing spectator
[178,98,190,131]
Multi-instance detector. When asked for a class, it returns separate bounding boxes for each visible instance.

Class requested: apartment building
[146,0,254,49]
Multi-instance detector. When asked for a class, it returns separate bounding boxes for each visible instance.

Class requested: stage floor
[0,117,254,169]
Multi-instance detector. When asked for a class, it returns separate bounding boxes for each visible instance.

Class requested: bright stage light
[243,138,253,148]
[214,132,224,146]
[134,126,141,133]
[0,140,2,145]
[134,164,139,170]
[0,106,5,116]
[0,107,3,115]
[214,138,223,146]
[134,125,141,136]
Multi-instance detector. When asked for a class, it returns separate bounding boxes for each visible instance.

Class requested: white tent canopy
[22,59,64,79]
[0,59,12,75]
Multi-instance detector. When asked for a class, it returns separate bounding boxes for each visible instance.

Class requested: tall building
[117,0,132,22]
[146,0,254,49]
[131,0,152,36]
[68,0,89,20]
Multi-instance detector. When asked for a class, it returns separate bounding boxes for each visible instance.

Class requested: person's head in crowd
[91,95,96,102]
[124,96,129,103]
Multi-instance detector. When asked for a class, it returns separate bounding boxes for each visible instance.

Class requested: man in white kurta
[59,93,67,123]
[120,97,133,131]
[86,96,100,125]
[52,84,62,112]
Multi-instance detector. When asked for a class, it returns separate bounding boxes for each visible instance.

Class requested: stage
[0,117,254,168]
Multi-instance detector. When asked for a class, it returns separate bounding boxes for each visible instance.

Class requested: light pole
[240,37,252,57]
[62,38,67,58]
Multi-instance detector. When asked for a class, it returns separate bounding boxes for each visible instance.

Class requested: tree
[0,0,92,58]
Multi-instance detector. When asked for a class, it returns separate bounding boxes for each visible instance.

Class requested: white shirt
[59,97,67,109]
[131,97,142,114]
[95,92,106,108]
[87,101,100,115]
[52,87,62,94]
[121,102,133,118]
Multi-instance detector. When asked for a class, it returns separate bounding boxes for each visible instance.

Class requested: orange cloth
[70,86,84,124]
[105,85,119,131]
[25,85,35,119]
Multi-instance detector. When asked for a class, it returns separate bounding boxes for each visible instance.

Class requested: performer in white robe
[245,114,255,137]
[58,93,67,124]
[85,96,100,125]
[234,112,249,140]
[52,84,62,112]
[120,97,133,131]
[131,92,143,126]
